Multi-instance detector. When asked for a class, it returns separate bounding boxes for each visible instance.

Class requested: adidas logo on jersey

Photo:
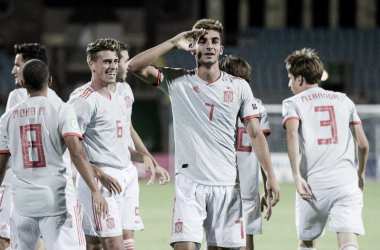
[102,109,109,116]
[190,86,200,93]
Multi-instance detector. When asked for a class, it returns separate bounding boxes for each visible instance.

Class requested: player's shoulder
[116,82,132,92]
[160,67,192,78]
[69,83,95,102]
[47,88,63,102]
[221,71,246,83]
[9,88,27,99]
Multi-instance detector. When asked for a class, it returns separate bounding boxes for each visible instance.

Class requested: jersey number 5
[20,124,46,168]
[314,105,338,145]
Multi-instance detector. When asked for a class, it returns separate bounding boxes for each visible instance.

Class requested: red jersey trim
[240,114,260,123]
[63,133,83,140]
[349,121,362,126]
[282,117,301,129]
[197,71,222,85]
[152,66,161,87]
[79,87,94,99]
[262,129,271,136]
[0,150,10,154]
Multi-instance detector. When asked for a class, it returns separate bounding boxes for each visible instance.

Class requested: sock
[298,247,316,250]
[204,243,207,250]
[124,239,135,250]
[340,243,359,250]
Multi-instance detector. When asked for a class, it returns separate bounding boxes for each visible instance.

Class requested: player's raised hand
[266,176,281,206]
[171,29,206,52]
[155,165,170,185]
[92,191,109,219]
[143,155,156,186]
[260,192,272,220]
[294,176,312,202]
[95,164,122,195]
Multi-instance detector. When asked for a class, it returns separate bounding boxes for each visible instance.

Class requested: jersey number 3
[314,105,338,145]
[20,124,46,168]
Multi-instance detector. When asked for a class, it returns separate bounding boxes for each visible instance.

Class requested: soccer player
[128,19,280,250]
[0,59,108,250]
[68,38,156,250]
[282,48,369,250]
[219,55,272,250]
[0,43,63,250]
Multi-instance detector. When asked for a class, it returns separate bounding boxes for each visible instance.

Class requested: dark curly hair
[14,43,49,66]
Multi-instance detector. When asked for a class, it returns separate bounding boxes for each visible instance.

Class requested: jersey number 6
[314,105,338,145]
[20,124,46,168]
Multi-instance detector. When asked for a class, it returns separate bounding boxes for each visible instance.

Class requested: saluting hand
[171,29,207,52]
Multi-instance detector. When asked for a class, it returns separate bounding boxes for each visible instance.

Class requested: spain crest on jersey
[223,91,234,103]
[124,96,132,108]
[174,221,183,234]
[106,218,115,229]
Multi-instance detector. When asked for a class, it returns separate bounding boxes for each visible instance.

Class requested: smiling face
[116,50,129,83]
[89,50,119,85]
[195,29,224,67]
[11,54,26,86]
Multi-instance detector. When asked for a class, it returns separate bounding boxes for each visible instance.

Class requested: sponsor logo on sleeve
[252,103,257,110]
[70,119,79,130]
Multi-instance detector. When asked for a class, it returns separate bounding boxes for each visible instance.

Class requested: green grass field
[135,181,380,250]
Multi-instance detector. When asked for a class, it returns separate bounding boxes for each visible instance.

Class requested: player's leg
[329,182,364,250]
[241,195,262,250]
[170,174,205,250]
[35,238,45,250]
[10,210,41,250]
[204,184,245,249]
[85,235,102,250]
[121,166,144,250]
[0,186,11,250]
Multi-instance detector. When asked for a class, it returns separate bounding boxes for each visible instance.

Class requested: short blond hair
[86,38,120,62]
[285,48,324,84]
[193,19,223,38]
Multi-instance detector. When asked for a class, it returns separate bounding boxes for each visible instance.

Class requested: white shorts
[296,181,365,241]
[242,194,262,235]
[77,166,143,238]
[0,185,11,239]
[171,174,245,250]
[10,203,85,250]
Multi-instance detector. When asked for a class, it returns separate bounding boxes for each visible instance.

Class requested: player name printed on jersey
[156,67,259,185]
[0,97,79,217]
[282,87,361,189]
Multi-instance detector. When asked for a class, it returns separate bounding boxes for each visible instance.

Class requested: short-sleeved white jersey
[113,82,135,149]
[68,83,131,169]
[156,68,260,185]
[0,96,80,217]
[3,87,62,186]
[282,87,361,189]
[236,99,271,199]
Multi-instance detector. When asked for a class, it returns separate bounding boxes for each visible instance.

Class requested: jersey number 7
[314,105,338,145]
[20,124,46,168]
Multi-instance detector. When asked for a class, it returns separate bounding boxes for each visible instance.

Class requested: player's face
[89,50,119,85]
[11,54,25,86]
[195,30,224,66]
[116,50,129,82]
[288,73,303,95]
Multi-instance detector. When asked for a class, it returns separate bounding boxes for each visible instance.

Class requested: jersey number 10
[20,124,46,168]
[314,105,338,145]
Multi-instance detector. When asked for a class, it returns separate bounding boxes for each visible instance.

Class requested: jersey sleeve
[155,67,187,95]
[0,114,10,154]
[239,81,260,123]
[346,97,362,125]
[6,90,23,111]
[258,102,271,136]
[60,104,83,140]
[282,99,300,129]
[68,97,93,135]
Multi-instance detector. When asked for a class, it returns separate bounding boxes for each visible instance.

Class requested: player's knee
[340,243,359,250]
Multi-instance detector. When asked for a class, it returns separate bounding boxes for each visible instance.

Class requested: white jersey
[236,99,271,199]
[156,68,260,185]
[0,96,80,217]
[4,87,62,187]
[282,87,361,189]
[68,83,131,169]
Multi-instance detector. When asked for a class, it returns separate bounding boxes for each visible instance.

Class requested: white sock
[298,247,316,250]
[124,239,135,250]
[340,243,359,250]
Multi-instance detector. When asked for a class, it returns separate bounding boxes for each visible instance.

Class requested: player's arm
[0,153,10,186]
[259,133,272,220]
[244,118,280,206]
[90,162,122,195]
[130,122,170,184]
[64,135,109,219]
[350,124,369,190]
[129,146,156,186]
[128,29,206,84]
[285,119,312,202]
